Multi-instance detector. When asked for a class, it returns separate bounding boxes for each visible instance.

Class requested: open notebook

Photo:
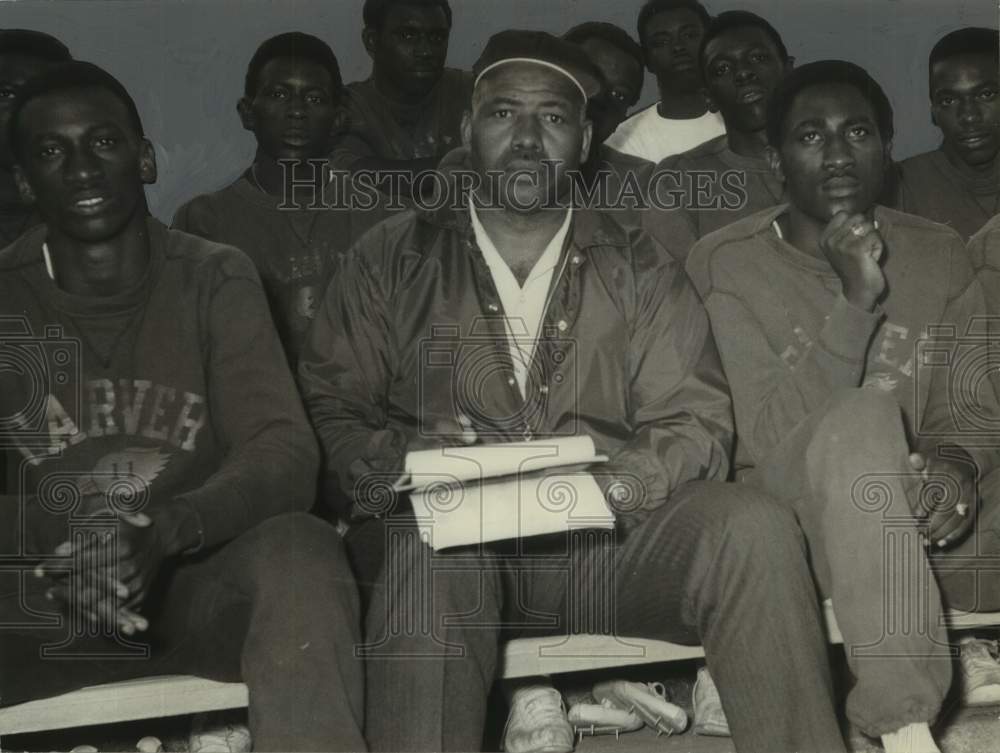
[394,435,616,550]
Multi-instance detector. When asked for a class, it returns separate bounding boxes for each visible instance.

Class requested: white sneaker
[591,680,687,736]
[881,722,940,753]
[692,666,730,737]
[189,711,252,753]
[501,686,574,753]
[960,636,1000,706]
[136,736,163,753]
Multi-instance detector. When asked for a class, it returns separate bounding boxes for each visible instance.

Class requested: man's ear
[579,118,593,164]
[138,139,157,185]
[362,27,378,59]
[784,56,795,72]
[332,106,349,135]
[766,145,785,182]
[461,110,472,149]
[13,165,35,205]
[237,97,255,133]
[701,87,719,114]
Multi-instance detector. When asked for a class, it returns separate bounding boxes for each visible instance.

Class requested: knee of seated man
[708,485,807,561]
[819,388,900,431]
[726,491,800,539]
[808,388,903,455]
[245,512,350,574]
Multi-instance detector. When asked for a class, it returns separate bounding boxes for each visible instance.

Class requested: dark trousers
[747,388,1000,737]
[362,480,846,753]
[0,512,366,752]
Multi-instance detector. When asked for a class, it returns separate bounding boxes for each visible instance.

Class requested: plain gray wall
[2,0,997,221]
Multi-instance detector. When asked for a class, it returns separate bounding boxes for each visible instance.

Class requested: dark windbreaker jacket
[298,200,734,525]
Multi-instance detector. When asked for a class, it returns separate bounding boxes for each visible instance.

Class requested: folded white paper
[401,436,615,550]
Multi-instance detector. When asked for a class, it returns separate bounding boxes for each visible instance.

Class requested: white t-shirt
[605,104,726,164]
[469,203,572,400]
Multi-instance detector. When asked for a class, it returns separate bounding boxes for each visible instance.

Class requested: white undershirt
[604,105,726,163]
[469,203,572,399]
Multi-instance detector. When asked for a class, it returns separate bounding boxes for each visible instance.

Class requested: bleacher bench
[2,603,998,736]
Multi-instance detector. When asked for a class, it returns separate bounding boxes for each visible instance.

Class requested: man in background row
[174,33,386,368]
[563,22,653,188]
[330,0,471,203]
[657,11,789,247]
[899,27,999,241]
[0,29,71,247]
[605,0,725,163]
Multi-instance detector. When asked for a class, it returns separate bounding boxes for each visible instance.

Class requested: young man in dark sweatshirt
[174,33,386,368]
[0,62,365,751]
[330,0,471,202]
[899,28,999,241]
[686,61,1000,753]
[657,11,790,244]
[0,29,71,247]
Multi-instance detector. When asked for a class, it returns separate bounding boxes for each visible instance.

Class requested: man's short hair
[244,32,343,99]
[928,27,999,79]
[636,0,711,46]
[699,11,789,67]
[8,60,144,162]
[766,59,894,148]
[362,0,453,30]
[0,29,71,63]
[564,22,644,71]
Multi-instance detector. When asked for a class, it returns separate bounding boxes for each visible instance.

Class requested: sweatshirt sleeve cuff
[173,487,247,554]
[817,295,884,363]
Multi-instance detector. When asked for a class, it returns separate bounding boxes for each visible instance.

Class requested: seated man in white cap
[299,28,846,753]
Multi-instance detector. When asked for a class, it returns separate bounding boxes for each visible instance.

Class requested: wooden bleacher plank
[0,676,248,736]
[500,606,1000,678]
[501,635,707,678]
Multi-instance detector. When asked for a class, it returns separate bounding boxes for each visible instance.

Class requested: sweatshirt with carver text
[0,218,318,558]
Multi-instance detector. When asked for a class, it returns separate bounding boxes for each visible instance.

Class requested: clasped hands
[34,496,171,636]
